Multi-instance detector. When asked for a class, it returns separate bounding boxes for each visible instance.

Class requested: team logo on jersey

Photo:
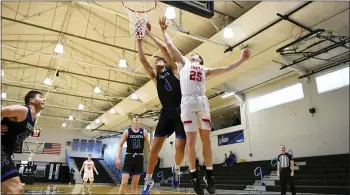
[164,79,172,91]
[16,122,34,144]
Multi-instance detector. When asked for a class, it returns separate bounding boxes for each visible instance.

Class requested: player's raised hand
[241,49,250,61]
[158,16,168,31]
[116,158,121,169]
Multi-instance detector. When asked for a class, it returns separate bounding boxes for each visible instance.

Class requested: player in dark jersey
[116,114,151,194]
[1,90,45,194]
[137,23,186,195]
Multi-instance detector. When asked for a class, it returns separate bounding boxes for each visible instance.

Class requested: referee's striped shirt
[278,153,293,168]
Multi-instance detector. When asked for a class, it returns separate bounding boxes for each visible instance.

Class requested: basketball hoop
[122,1,157,39]
[23,136,44,160]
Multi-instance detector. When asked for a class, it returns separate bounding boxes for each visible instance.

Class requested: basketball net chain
[35,58,63,126]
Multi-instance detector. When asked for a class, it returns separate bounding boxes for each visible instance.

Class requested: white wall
[159,74,349,167]
[13,128,94,162]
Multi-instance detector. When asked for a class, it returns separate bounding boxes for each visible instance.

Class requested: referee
[277,145,296,195]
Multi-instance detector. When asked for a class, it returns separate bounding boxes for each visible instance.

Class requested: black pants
[69,173,75,184]
[280,168,296,195]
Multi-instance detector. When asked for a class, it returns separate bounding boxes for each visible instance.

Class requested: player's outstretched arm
[137,39,156,83]
[116,130,128,168]
[143,130,151,153]
[207,49,250,77]
[148,33,178,72]
[1,105,28,120]
[159,17,186,66]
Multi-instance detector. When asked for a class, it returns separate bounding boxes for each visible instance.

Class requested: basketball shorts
[1,145,19,182]
[83,171,94,181]
[154,108,186,139]
[122,153,144,175]
[180,95,211,132]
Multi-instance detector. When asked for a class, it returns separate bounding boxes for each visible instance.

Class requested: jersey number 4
[190,70,202,82]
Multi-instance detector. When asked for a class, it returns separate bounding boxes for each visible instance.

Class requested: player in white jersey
[159,17,250,195]
[79,154,99,194]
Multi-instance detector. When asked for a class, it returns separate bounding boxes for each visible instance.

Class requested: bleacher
[72,157,114,183]
[267,154,349,194]
[160,161,267,190]
[160,154,349,194]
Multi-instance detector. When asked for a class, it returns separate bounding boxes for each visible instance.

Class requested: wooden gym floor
[23,183,190,194]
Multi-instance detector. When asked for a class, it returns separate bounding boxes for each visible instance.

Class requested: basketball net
[122,1,157,39]
[25,136,44,161]
[28,146,36,161]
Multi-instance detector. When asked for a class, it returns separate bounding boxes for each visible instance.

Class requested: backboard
[22,136,44,154]
[161,1,214,18]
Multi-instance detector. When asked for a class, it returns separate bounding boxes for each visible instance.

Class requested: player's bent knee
[2,177,24,194]
[175,142,185,152]
[7,185,24,194]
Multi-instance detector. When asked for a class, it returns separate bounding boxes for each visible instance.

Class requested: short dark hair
[155,57,166,64]
[193,53,204,65]
[24,90,43,105]
[88,154,92,157]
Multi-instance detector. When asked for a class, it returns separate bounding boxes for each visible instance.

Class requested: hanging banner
[217,130,244,146]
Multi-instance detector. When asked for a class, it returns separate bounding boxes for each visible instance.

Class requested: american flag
[43,143,61,155]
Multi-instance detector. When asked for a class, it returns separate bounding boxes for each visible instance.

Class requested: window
[316,66,349,94]
[248,83,304,113]
[211,106,241,131]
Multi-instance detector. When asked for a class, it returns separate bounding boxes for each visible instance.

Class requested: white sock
[206,167,213,170]
[145,174,153,181]
[190,169,196,173]
[174,164,181,174]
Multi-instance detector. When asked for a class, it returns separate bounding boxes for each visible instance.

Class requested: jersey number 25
[190,70,202,82]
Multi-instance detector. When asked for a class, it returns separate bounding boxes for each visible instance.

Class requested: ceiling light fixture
[93,86,102,94]
[165,7,176,19]
[54,43,64,54]
[110,108,116,114]
[119,59,127,68]
[131,93,138,100]
[44,78,52,85]
[224,27,234,39]
[78,104,84,110]
[222,92,235,99]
